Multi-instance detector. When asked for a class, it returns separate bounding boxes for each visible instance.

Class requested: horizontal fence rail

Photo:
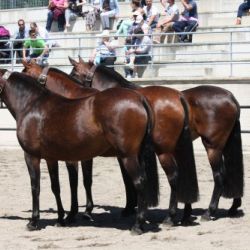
[1,29,250,132]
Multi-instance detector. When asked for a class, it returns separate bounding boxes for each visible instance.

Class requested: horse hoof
[121,207,136,217]
[228,208,238,217]
[65,215,76,225]
[162,217,177,227]
[82,212,93,221]
[131,226,143,235]
[201,213,211,221]
[26,221,38,231]
[55,220,65,227]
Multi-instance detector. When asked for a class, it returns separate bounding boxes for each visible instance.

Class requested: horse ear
[68,56,78,67]
[78,55,85,64]
[21,59,30,68]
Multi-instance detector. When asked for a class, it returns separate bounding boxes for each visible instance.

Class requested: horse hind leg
[24,152,41,230]
[121,156,148,235]
[117,157,137,217]
[81,159,94,220]
[158,154,178,226]
[46,160,66,227]
[202,147,224,221]
[64,161,79,224]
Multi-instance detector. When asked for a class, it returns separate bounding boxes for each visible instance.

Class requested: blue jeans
[237,2,250,18]
[172,20,198,42]
[46,10,65,32]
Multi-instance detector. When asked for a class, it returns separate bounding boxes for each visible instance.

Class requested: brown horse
[69,57,244,220]
[0,69,159,235]
[22,61,199,226]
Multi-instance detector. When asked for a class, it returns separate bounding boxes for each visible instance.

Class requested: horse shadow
[0,206,244,231]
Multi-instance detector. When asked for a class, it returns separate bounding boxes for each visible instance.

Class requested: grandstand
[0,0,250,150]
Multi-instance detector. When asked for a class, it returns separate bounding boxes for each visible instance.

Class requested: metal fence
[0,0,48,9]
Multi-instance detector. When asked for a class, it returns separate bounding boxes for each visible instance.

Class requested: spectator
[89,29,118,67]
[23,30,49,67]
[125,26,151,78]
[115,0,143,37]
[0,25,11,64]
[30,22,59,49]
[84,0,102,31]
[46,0,68,32]
[99,0,119,30]
[12,19,29,63]
[65,0,85,28]
[172,0,198,43]
[142,0,160,29]
[236,0,250,25]
[153,0,179,44]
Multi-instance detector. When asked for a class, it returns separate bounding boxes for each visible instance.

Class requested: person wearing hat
[89,29,118,67]
[153,0,179,44]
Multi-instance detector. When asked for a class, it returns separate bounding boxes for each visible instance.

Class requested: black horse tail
[139,96,159,207]
[222,97,244,198]
[175,96,199,203]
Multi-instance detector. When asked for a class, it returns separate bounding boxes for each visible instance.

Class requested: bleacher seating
[1,0,250,79]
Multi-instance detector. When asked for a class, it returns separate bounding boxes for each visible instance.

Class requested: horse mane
[0,68,8,76]
[48,67,83,86]
[96,65,139,90]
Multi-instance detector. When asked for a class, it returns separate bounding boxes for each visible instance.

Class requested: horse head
[68,56,95,87]
[22,59,43,80]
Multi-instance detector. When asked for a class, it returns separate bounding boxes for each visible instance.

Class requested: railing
[0,0,48,9]
[1,29,250,132]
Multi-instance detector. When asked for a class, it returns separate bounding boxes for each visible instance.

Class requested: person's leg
[100,10,116,29]
[65,9,71,27]
[185,20,198,42]
[57,14,65,31]
[236,2,249,24]
[161,22,173,43]
[153,26,162,44]
[116,19,133,36]
[172,21,187,42]
[46,10,54,32]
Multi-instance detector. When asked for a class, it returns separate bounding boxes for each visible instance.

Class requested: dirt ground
[0,149,249,250]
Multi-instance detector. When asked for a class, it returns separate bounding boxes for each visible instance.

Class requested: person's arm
[181,0,194,11]
[22,40,29,61]
[147,6,158,27]
[89,48,97,62]
[157,10,178,27]
[114,0,119,17]
[160,0,167,9]
[134,38,150,54]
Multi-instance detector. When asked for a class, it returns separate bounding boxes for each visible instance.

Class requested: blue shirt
[182,0,198,19]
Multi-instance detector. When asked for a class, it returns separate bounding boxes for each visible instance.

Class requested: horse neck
[92,68,139,91]
[2,76,42,119]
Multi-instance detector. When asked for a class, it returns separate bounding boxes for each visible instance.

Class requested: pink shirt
[52,0,66,7]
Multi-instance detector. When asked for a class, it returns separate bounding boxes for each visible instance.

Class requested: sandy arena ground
[0,149,249,250]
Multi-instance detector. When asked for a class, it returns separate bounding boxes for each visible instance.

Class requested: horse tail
[222,96,244,198]
[175,96,199,203]
[139,96,159,207]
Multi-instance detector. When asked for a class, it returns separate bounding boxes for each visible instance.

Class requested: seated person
[89,29,118,67]
[172,0,198,43]
[65,0,85,28]
[99,0,119,30]
[153,0,179,44]
[46,0,68,32]
[236,0,250,25]
[0,25,11,64]
[84,0,101,31]
[12,19,29,63]
[124,27,151,78]
[23,30,49,67]
[115,0,143,37]
[142,0,160,29]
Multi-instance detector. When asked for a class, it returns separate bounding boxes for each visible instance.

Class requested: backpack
[0,26,10,38]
